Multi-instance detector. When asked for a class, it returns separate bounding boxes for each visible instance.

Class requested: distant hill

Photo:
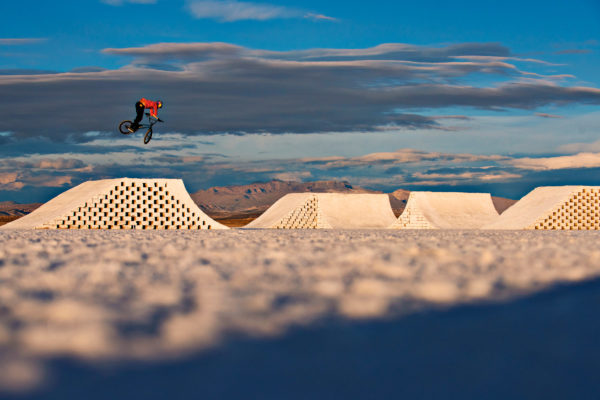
[191,180,380,218]
[389,189,410,217]
[491,196,517,214]
[0,201,43,226]
[0,201,42,216]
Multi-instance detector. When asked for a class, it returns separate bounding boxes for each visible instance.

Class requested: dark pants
[132,101,145,128]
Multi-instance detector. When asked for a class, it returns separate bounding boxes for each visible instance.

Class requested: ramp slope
[391,192,499,229]
[484,186,600,230]
[245,193,396,229]
[1,178,228,230]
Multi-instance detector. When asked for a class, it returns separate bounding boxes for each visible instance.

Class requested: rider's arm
[152,102,161,117]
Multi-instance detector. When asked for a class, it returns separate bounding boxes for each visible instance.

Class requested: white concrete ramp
[244,193,396,229]
[484,186,600,230]
[1,178,228,230]
[391,191,499,229]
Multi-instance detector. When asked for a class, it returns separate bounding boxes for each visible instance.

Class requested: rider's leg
[131,101,145,130]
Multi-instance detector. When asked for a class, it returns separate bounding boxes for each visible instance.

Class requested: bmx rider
[129,98,163,132]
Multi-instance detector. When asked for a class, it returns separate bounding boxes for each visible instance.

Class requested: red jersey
[140,98,159,117]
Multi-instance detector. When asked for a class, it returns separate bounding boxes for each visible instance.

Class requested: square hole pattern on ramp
[533,187,600,230]
[42,181,215,230]
[391,202,433,229]
[273,195,331,229]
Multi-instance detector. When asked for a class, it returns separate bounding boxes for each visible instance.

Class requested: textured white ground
[1,229,600,397]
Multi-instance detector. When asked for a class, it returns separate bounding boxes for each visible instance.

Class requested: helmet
[157,100,163,109]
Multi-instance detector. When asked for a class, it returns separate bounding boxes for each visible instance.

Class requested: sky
[1,0,600,202]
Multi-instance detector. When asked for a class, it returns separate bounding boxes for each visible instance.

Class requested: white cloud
[413,171,521,182]
[0,38,46,45]
[0,172,24,190]
[103,42,242,60]
[186,0,335,22]
[535,112,563,118]
[300,149,507,170]
[34,158,87,170]
[304,13,338,22]
[558,139,600,154]
[0,172,18,185]
[101,0,157,5]
[271,171,312,181]
[509,152,600,170]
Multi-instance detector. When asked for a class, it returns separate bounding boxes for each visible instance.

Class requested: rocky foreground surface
[0,230,599,398]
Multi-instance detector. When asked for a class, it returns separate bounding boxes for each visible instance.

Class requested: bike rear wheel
[119,120,133,134]
[144,128,153,144]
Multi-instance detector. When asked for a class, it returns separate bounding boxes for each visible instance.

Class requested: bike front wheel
[119,120,133,134]
[144,128,153,144]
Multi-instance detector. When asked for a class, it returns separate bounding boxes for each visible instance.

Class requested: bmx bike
[119,113,164,144]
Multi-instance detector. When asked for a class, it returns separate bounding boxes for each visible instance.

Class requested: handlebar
[145,113,163,123]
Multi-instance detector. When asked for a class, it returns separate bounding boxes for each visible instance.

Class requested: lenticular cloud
[1,41,599,142]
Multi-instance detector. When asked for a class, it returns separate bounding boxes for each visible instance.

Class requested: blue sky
[1,0,600,202]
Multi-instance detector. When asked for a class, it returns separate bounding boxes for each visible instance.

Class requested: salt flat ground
[1,230,599,399]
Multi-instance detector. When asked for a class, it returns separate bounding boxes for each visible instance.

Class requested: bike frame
[138,113,161,129]
[118,112,163,144]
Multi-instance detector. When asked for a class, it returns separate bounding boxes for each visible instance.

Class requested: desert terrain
[0,229,599,398]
